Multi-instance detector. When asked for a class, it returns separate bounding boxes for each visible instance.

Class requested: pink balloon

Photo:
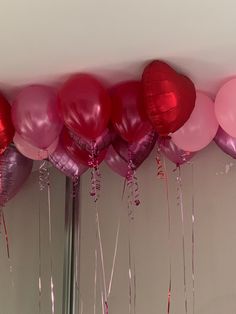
[215,79,236,137]
[105,146,129,177]
[171,92,218,152]
[12,85,63,149]
[14,133,58,160]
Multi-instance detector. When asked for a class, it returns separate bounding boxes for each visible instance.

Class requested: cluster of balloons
[2,60,236,205]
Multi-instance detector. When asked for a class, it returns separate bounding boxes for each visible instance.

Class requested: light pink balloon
[14,133,58,160]
[171,92,218,152]
[215,78,236,137]
[12,85,63,149]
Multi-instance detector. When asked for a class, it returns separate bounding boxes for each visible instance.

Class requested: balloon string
[163,158,172,314]
[95,205,108,312]
[176,166,188,314]
[94,249,98,314]
[39,161,55,314]
[126,176,136,314]
[38,196,42,314]
[107,217,120,297]
[80,300,83,314]
[47,174,55,314]
[1,209,14,287]
[128,218,136,314]
[191,163,195,314]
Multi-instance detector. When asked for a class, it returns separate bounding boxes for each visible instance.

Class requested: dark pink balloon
[214,127,236,158]
[0,146,33,206]
[12,85,63,149]
[112,130,156,169]
[105,146,129,177]
[159,137,195,165]
[49,140,88,179]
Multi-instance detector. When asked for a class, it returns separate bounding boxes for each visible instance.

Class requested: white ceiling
[0,0,236,97]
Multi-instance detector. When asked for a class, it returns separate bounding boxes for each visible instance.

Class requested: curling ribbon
[89,144,101,202]
[126,149,140,221]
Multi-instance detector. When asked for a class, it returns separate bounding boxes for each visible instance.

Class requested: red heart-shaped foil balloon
[142,61,196,136]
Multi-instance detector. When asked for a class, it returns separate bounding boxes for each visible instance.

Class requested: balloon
[159,137,195,165]
[215,78,236,137]
[214,127,236,159]
[14,133,58,160]
[105,146,129,177]
[49,140,88,179]
[0,93,14,155]
[58,74,111,140]
[110,81,152,142]
[0,146,33,206]
[68,128,116,155]
[12,85,62,149]
[112,130,156,169]
[61,128,107,166]
[172,92,218,152]
[142,60,196,136]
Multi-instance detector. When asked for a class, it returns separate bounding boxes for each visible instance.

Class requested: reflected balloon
[159,137,195,165]
[214,127,236,159]
[113,130,156,169]
[105,146,129,177]
[0,146,33,206]
[49,140,88,178]
[14,133,58,160]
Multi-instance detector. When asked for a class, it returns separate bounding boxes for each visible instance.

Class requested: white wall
[0,167,66,314]
[80,142,236,314]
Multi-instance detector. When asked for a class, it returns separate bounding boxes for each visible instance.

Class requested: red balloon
[142,61,196,136]
[61,128,107,167]
[0,93,14,154]
[58,74,111,140]
[111,81,152,143]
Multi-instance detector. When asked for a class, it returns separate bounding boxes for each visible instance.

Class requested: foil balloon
[14,133,58,160]
[12,85,63,149]
[142,60,196,136]
[214,127,236,159]
[159,137,195,165]
[110,81,152,142]
[112,130,156,169]
[105,146,129,177]
[0,93,15,155]
[68,128,116,155]
[58,74,111,140]
[0,146,33,206]
[49,140,88,179]
[61,128,107,167]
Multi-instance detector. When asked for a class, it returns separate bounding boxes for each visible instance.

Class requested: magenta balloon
[14,133,58,160]
[49,140,88,179]
[0,146,33,206]
[69,128,117,154]
[113,130,156,169]
[214,127,236,158]
[12,85,63,149]
[159,137,195,165]
[105,146,129,177]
